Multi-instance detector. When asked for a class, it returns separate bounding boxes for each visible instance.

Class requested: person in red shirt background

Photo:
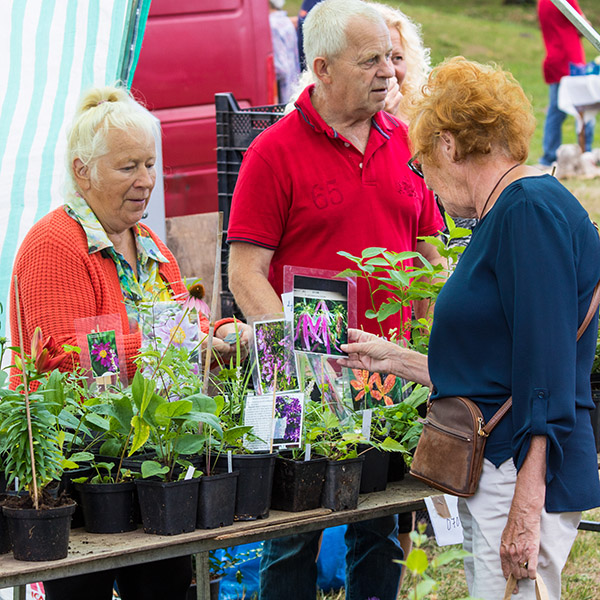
[537,0,595,167]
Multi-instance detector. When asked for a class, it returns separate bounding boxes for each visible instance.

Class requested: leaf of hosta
[130,416,150,455]
[141,460,169,479]
[173,434,204,455]
[155,400,192,424]
[405,548,429,574]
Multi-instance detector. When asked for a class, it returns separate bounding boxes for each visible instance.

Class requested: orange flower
[30,327,67,374]
[350,369,371,401]
[370,373,397,406]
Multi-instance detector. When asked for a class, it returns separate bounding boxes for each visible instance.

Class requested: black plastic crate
[215,93,285,317]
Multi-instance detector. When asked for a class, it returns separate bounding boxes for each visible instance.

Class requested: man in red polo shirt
[227,0,443,598]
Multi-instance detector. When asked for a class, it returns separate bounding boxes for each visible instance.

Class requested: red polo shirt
[227,85,443,335]
[538,0,585,84]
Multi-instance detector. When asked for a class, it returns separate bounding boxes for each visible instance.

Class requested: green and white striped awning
[0,0,151,341]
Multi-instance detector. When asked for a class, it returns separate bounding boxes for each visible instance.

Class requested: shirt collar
[294,84,399,140]
[64,194,168,263]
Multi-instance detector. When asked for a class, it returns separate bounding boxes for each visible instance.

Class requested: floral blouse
[65,195,172,322]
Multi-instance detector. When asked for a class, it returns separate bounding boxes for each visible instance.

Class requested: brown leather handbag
[410,280,600,498]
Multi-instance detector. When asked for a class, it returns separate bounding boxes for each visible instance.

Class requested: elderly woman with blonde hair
[10,84,247,600]
[340,57,600,600]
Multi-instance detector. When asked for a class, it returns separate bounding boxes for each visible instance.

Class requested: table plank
[0,477,430,588]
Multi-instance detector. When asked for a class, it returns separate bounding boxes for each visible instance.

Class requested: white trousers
[458,459,580,600]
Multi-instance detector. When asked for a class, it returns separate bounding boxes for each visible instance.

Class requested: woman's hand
[339,329,432,386]
[500,436,546,591]
[384,77,403,116]
[338,328,399,374]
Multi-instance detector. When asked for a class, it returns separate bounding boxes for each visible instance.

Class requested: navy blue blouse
[428,174,600,512]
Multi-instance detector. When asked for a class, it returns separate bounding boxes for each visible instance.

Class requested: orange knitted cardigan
[10,206,208,382]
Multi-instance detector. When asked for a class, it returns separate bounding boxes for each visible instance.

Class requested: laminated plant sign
[75,314,128,388]
[284,268,357,358]
[272,392,304,447]
[250,317,300,394]
[139,301,202,398]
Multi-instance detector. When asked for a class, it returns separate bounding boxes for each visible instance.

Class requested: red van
[132,0,276,217]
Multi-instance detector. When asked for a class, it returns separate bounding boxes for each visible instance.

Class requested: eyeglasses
[408,155,424,179]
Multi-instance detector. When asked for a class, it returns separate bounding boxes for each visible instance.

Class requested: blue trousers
[540,82,595,165]
[259,515,403,600]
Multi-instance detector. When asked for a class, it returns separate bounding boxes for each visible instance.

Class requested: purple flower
[91,342,118,371]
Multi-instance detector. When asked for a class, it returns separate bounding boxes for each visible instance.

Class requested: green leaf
[130,416,150,455]
[69,451,95,464]
[376,301,403,322]
[86,412,111,431]
[188,393,217,414]
[99,439,122,458]
[336,268,362,278]
[379,437,406,452]
[415,577,437,599]
[361,247,387,258]
[405,548,429,574]
[173,434,204,455]
[141,460,169,479]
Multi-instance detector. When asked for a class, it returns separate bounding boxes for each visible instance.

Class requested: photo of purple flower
[254,319,299,394]
[273,393,304,446]
[87,330,120,377]
[293,297,348,357]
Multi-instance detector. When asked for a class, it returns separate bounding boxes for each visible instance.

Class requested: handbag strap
[481,278,600,437]
[503,574,549,600]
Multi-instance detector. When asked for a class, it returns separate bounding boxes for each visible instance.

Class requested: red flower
[30,327,67,374]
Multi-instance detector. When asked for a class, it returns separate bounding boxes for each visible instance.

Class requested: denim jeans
[540,82,595,165]
[259,516,402,600]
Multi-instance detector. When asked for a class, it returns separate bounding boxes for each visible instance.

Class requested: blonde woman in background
[371,2,431,121]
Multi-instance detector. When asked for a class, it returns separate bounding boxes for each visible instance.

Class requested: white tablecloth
[558,74,600,132]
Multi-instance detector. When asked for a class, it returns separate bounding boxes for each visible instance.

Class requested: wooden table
[0,477,431,599]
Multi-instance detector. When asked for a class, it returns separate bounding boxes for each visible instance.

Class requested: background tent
[0,0,152,344]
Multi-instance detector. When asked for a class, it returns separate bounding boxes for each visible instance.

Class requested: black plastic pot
[271,453,327,512]
[197,471,238,529]
[215,452,276,520]
[58,465,94,528]
[387,451,406,483]
[321,457,364,512]
[0,494,11,554]
[2,502,76,561]
[591,374,600,452]
[75,481,137,533]
[135,478,199,535]
[357,444,390,493]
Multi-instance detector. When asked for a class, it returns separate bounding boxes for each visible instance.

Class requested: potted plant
[130,369,221,535]
[303,400,367,511]
[210,338,277,521]
[0,327,76,561]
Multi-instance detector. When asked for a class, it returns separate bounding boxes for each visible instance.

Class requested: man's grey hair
[303,0,386,74]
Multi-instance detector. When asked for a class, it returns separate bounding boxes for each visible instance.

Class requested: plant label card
[272,392,304,447]
[292,275,349,357]
[75,314,128,388]
[251,318,300,394]
[424,494,464,546]
[243,394,273,452]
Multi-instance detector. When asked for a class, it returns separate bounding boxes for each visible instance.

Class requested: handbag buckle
[477,417,489,438]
